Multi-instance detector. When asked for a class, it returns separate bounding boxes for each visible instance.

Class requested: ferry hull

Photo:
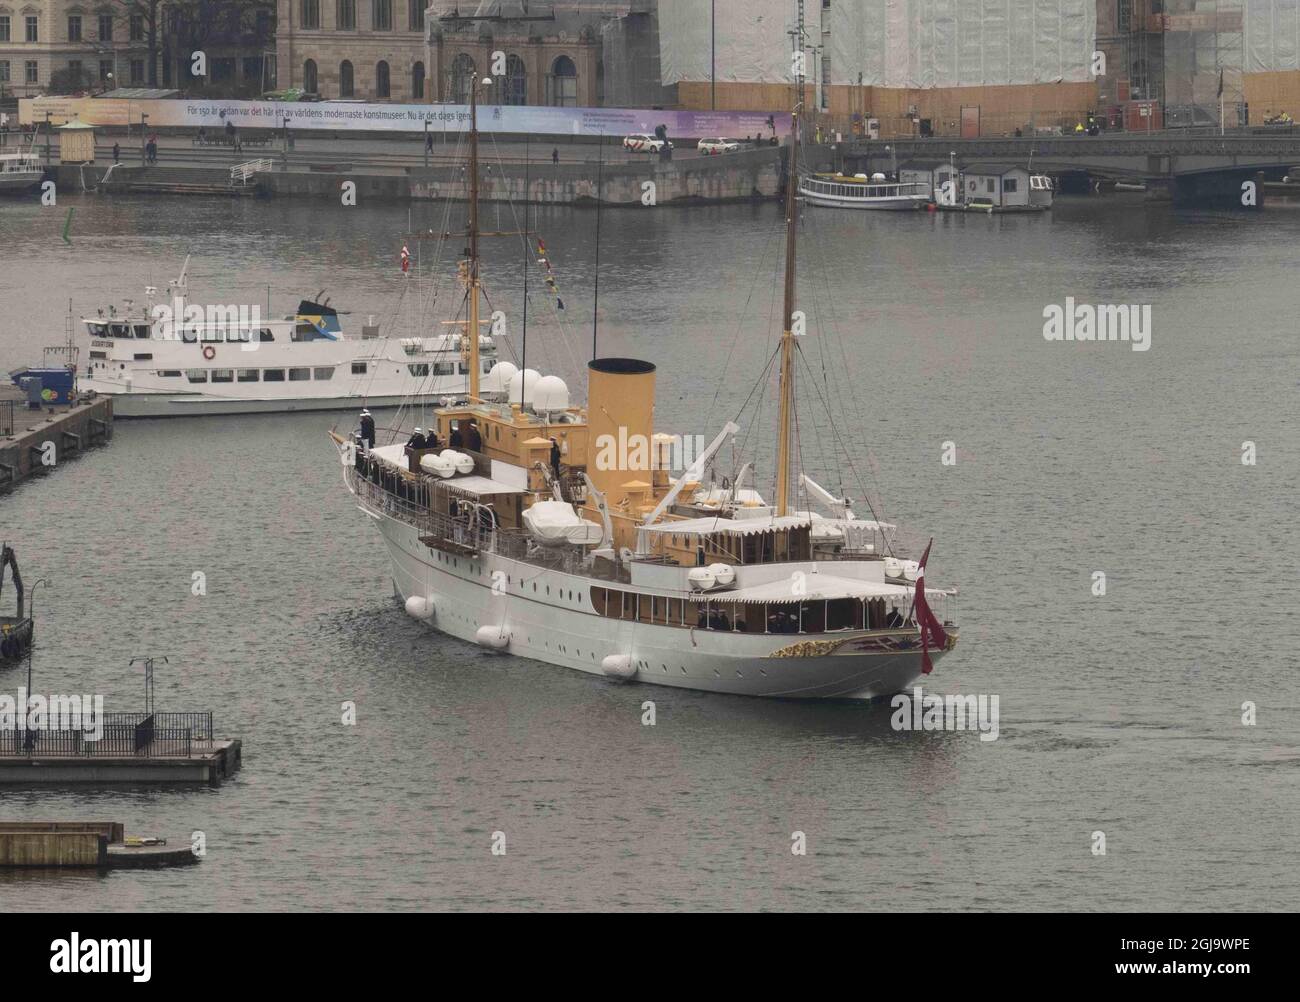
[371,507,943,701]
[799,188,928,211]
[84,386,450,418]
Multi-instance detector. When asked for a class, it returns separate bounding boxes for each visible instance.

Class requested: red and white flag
[911,538,948,675]
[400,245,410,273]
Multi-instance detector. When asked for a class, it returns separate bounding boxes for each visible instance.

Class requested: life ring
[202,345,216,360]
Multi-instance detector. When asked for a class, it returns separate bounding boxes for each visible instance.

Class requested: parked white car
[623,134,671,153]
[698,137,741,155]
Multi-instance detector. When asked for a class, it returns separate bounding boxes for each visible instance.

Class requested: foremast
[466,73,483,403]
[774,104,800,517]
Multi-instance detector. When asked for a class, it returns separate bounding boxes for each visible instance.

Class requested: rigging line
[809,234,894,529]
[521,132,529,406]
[592,131,604,362]
[702,206,785,438]
[731,341,782,490]
[793,344,891,546]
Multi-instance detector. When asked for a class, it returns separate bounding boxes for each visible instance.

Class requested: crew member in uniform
[465,419,483,452]
[406,427,427,451]
[359,409,376,451]
[449,422,464,448]
[549,437,562,480]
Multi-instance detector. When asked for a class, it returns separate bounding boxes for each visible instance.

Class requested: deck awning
[437,475,525,498]
[640,514,812,537]
[707,576,920,604]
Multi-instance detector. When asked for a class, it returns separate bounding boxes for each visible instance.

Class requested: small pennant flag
[400,245,410,273]
[910,538,948,675]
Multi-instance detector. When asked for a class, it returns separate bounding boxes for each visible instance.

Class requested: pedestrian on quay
[425,132,434,154]
[552,147,559,165]
[112,141,121,162]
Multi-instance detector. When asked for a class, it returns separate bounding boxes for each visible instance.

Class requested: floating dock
[0,821,198,868]
[0,387,112,490]
[0,739,241,785]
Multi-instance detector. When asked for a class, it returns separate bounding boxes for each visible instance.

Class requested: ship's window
[263,369,286,382]
[482,359,493,372]
[185,369,208,383]
[88,323,107,336]
[228,329,251,343]
[90,351,107,359]
[258,329,275,342]
[432,362,454,376]
[133,325,151,338]
[133,353,153,360]
[313,367,334,380]
[201,328,223,342]
[182,330,198,344]
[237,369,259,382]
[156,369,181,377]
[457,362,469,374]
[211,369,234,383]
[352,362,368,374]
[109,323,130,337]
[289,367,311,381]
[408,363,429,376]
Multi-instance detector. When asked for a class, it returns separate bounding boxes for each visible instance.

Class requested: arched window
[503,53,526,106]
[303,59,317,95]
[339,60,353,98]
[549,55,576,107]
[449,53,475,104]
[375,59,390,99]
[411,60,424,100]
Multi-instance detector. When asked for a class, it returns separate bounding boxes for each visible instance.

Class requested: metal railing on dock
[0,400,12,438]
[0,711,213,758]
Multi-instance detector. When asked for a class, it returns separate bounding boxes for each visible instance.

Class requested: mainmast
[774,103,800,517]
[467,75,483,403]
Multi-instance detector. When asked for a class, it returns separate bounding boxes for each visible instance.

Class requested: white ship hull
[86,386,458,418]
[800,189,928,210]
[369,505,943,700]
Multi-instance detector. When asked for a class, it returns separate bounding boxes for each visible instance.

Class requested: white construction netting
[658,0,1097,89]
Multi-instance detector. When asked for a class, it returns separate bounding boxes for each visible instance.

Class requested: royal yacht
[331,82,959,700]
[80,259,496,418]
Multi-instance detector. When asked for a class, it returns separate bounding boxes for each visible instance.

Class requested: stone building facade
[0,1,154,97]
[276,0,664,106]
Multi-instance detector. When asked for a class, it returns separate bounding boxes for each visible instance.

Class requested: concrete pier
[0,389,113,490]
[0,821,198,868]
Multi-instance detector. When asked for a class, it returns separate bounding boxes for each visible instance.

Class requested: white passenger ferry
[332,84,960,700]
[799,172,930,210]
[80,260,496,417]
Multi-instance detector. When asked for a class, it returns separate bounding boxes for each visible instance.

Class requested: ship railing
[0,400,13,438]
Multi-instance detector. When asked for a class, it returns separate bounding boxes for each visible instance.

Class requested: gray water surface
[0,192,1296,910]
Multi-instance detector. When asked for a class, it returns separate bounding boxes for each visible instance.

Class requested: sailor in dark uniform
[359,409,376,451]
[465,419,483,452]
[549,437,562,479]
[449,423,464,448]
[406,427,427,451]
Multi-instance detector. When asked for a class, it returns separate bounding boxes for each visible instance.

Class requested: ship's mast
[774,104,800,517]
[467,76,483,403]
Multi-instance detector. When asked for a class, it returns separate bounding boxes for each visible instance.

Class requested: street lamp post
[423,116,430,168]
[44,112,51,165]
[711,0,716,111]
[140,112,148,165]
[282,115,290,171]
[23,579,48,750]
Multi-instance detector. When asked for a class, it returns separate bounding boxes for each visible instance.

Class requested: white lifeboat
[420,454,456,478]
[522,500,604,547]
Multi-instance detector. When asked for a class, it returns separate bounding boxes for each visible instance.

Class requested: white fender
[601,655,636,681]
[405,595,435,620]
[475,625,510,650]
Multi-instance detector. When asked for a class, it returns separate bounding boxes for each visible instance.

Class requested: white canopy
[439,476,525,498]
[640,515,812,537]
[707,576,918,605]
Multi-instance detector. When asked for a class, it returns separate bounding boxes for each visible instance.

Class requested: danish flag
[910,539,948,675]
